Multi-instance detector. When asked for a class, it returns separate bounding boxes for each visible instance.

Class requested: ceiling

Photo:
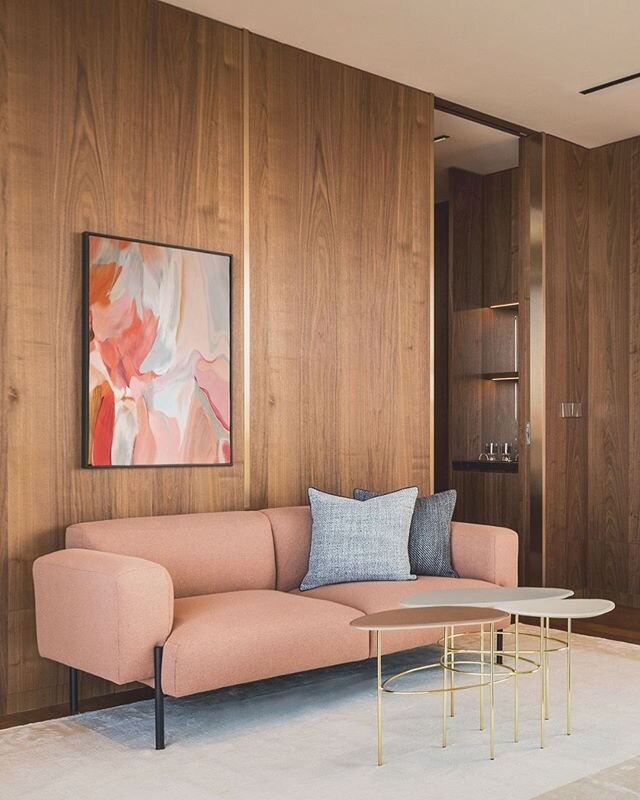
[434,111,519,202]
[166,0,640,148]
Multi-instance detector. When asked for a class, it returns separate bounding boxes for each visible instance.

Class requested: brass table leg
[539,619,545,749]
[566,618,572,735]
[449,627,455,717]
[480,624,485,731]
[545,617,550,720]
[514,614,519,743]
[442,625,448,748]
[490,622,496,760]
[377,630,383,766]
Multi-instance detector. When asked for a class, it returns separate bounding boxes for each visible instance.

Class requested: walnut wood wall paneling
[2,0,244,715]
[248,34,433,508]
[483,168,519,306]
[450,470,521,533]
[543,136,589,594]
[0,0,9,717]
[434,202,450,491]
[450,169,484,313]
[587,138,640,607]
[448,169,484,463]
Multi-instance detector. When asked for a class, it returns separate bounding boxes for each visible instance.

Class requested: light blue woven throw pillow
[354,488,458,578]
[300,487,418,591]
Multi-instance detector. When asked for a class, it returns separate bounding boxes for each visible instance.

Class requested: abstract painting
[83,232,232,467]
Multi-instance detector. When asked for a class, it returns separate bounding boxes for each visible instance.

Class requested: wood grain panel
[588,140,632,601]
[448,169,483,462]
[543,136,589,593]
[3,0,243,714]
[434,202,449,491]
[451,470,520,533]
[0,0,9,717]
[628,139,640,545]
[483,169,518,306]
[450,168,483,312]
[248,35,433,507]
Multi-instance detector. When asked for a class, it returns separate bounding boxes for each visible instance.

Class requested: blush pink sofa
[33,507,518,748]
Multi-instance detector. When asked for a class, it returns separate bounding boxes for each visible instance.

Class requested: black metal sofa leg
[154,645,165,750]
[69,667,79,715]
[496,630,504,665]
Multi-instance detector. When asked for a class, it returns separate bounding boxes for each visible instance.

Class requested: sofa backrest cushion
[66,511,276,598]
[261,506,312,591]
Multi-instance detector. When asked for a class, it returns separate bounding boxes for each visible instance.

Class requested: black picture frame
[82,231,233,469]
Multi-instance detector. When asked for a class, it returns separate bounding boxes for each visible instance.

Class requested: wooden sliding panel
[3,0,243,714]
[249,35,433,507]
[544,136,589,593]
[588,139,638,606]
[629,141,640,595]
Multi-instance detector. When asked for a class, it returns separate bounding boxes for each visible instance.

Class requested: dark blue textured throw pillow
[354,488,458,578]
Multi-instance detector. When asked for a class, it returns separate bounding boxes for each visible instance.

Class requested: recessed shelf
[489,301,519,310]
[452,459,518,474]
[482,372,519,381]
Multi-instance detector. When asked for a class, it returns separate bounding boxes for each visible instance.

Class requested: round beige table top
[350,605,507,631]
[492,598,615,619]
[401,586,574,608]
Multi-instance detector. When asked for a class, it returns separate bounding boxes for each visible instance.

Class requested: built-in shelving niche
[442,164,523,534]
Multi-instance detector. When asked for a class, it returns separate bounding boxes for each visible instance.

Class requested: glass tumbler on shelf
[479,441,499,461]
[501,442,513,462]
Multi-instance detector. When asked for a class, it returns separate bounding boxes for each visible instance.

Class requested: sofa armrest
[450,522,518,587]
[33,548,174,685]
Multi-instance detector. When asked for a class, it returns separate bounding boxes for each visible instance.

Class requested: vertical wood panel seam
[242,28,251,509]
[540,134,547,586]
[428,93,435,494]
[0,0,9,716]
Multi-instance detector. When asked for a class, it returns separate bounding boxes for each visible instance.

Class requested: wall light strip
[489,301,519,309]
[242,29,252,510]
[433,134,450,143]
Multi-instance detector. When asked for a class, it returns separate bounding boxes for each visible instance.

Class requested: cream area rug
[1,627,639,800]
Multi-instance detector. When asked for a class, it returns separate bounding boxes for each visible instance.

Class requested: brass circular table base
[442,628,568,658]
[381,658,516,695]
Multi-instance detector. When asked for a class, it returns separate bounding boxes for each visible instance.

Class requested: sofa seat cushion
[291,576,507,657]
[159,590,369,697]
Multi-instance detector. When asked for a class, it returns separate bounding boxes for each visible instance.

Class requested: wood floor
[571,605,640,645]
[0,687,153,731]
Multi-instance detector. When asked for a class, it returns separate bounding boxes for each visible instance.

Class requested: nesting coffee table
[402,586,575,743]
[350,605,508,764]
[491,597,615,748]
[352,587,615,766]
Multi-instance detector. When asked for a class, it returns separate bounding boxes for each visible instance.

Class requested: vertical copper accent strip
[528,133,545,585]
[242,29,251,509]
[428,93,435,494]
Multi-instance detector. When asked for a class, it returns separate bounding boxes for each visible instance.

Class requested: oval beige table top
[350,605,507,631]
[400,586,574,608]
[492,598,615,619]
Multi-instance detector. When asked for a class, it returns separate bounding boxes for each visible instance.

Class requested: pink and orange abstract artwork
[83,233,232,467]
